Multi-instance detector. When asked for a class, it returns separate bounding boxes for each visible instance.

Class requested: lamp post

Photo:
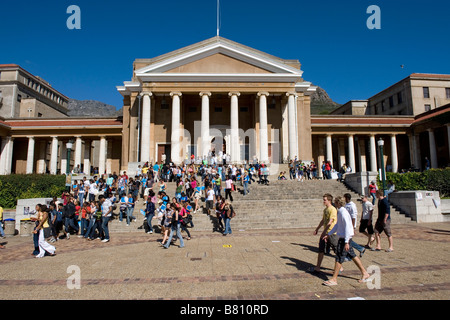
[66,140,74,175]
[377,137,386,195]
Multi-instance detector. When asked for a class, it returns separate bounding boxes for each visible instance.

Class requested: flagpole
[217,0,220,37]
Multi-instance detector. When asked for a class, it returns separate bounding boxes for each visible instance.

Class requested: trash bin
[4,219,16,236]
[20,219,34,236]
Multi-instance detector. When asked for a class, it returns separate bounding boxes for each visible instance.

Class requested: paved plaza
[1,221,450,302]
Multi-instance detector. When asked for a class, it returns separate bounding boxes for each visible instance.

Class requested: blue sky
[1,0,449,109]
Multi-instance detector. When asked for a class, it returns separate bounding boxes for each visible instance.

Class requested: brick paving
[1,222,449,301]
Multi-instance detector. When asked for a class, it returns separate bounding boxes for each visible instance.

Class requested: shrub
[378,169,450,198]
[0,174,66,209]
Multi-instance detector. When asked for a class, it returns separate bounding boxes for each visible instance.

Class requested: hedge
[378,168,450,198]
[0,174,66,209]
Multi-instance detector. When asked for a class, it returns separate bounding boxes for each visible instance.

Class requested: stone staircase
[107,177,414,233]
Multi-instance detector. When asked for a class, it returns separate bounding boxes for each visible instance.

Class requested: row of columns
[139,91,299,165]
[0,135,109,175]
[323,133,399,173]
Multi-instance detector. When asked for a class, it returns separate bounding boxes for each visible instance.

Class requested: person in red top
[79,202,90,238]
[368,181,378,205]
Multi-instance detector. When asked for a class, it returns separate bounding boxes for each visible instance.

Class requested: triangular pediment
[134,37,303,81]
[164,53,273,74]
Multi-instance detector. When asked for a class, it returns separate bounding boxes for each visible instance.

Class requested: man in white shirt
[360,195,375,248]
[205,186,215,215]
[322,196,370,286]
[99,195,112,243]
[344,193,366,257]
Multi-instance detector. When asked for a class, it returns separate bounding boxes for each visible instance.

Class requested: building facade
[0,37,449,176]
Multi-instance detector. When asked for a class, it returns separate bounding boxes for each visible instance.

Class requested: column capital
[27,136,35,140]
[170,92,182,97]
[347,133,354,137]
[257,92,269,97]
[140,91,153,97]
[286,92,297,98]
[199,91,211,97]
[228,91,240,97]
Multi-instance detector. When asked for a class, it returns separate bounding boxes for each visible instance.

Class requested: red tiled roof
[311,117,413,125]
[410,73,450,79]
[6,119,122,127]
[413,103,450,124]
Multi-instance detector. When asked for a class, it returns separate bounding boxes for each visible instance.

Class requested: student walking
[225,175,233,202]
[309,193,338,273]
[344,193,366,257]
[322,196,370,286]
[144,190,156,234]
[222,201,235,236]
[360,195,375,248]
[373,190,394,252]
[163,204,185,249]
[33,205,56,258]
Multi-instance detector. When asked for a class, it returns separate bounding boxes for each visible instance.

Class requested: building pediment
[133,37,303,83]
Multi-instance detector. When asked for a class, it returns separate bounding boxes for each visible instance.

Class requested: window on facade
[389,96,394,108]
[17,94,22,102]
[423,87,430,98]
[381,100,386,112]
[38,113,43,117]
[446,88,450,99]
[425,104,431,112]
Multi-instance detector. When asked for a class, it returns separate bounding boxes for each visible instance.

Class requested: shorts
[375,219,392,237]
[336,238,357,264]
[359,219,374,234]
[319,233,338,253]
[205,200,214,210]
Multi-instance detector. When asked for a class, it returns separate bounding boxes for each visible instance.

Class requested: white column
[281,99,289,162]
[37,140,47,174]
[140,92,152,163]
[326,134,333,166]
[390,134,398,173]
[428,129,438,168]
[287,93,297,160]
[170,92,182,165]
[369,134,377,172]
[50,136,58,175]
[348,134,356,172]
[106,139,112,175]
[74,136,82,170]
[26,136,35,174]
[228,92,240,163]
[258,92,269,163]
[200,92,211,158]
[0,137,9,175]
[98,136,106,176]
[83,141,91,175]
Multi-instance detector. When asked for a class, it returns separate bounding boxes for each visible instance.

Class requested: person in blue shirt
[243,171,250,196]
[144,190,156,234]
[126,192,136,226]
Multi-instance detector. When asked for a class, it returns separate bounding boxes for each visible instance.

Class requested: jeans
[224,217,232,235]
[65,217,79,234]
[84,218,97,239]
[119,207,126,222]
[80,218,89,236]
[102,216,110,240]
[78,193,84,205]
[371,193,376,205]
[350,239,365,253]
[214,185,221,197]
[225,188,233,201]
[163,222,184,248]
[127,207,136,225]
[0,221,5,237]
[145,213,154,233]
[243,181,249,195]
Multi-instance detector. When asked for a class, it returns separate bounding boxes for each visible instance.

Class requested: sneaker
[66,234,70,240]
[101,239,110,243]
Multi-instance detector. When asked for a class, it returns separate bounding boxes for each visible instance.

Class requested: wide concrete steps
[107,179,414,233]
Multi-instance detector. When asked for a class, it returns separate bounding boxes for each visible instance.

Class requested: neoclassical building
[0,37,449,176]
